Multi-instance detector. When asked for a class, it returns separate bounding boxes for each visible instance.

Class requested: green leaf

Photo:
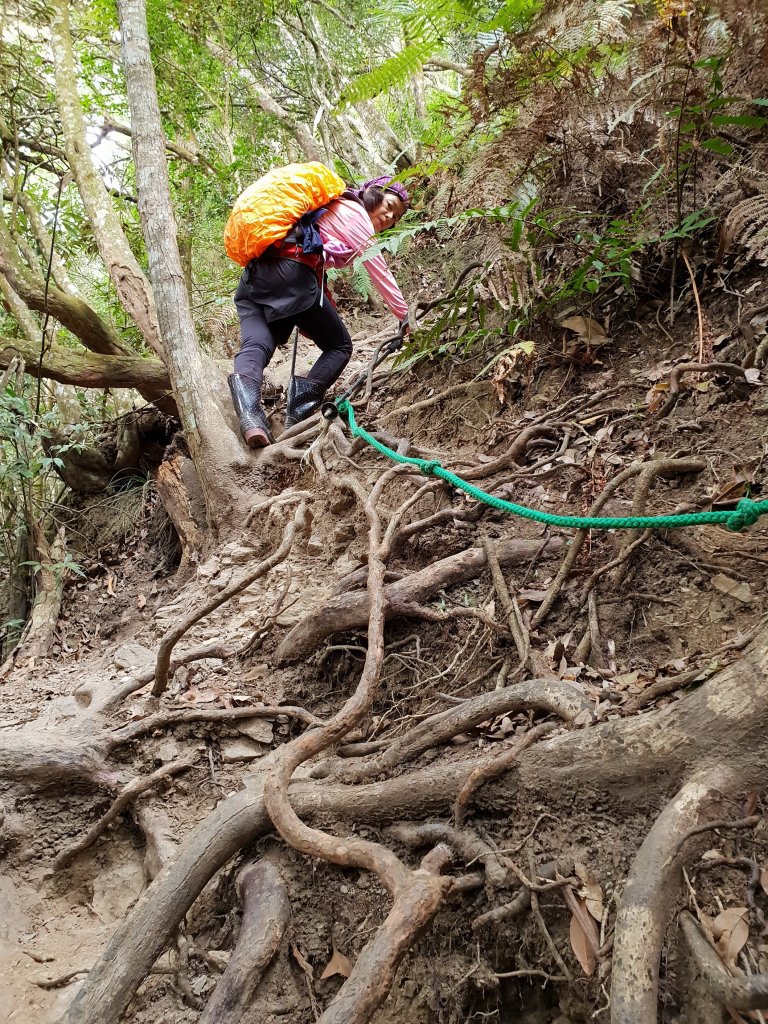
[700,137,734,156]
[711,114,768,128]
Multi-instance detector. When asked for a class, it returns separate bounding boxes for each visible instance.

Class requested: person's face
[370,192,406,232]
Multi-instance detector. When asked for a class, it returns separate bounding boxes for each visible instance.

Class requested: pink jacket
[318,198,409,321]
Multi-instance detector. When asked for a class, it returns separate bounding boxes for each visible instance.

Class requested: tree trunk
[117,0,247,526]
[49,0,165,358]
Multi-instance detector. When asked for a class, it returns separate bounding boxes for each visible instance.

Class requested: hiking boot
[284,376,327,430]
[227,373,274,448]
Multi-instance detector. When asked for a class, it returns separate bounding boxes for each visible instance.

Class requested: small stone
[206,950,231,971]
[237,719,274,745]
[711,574,752,604]
[229,545,256,565]
[113,643,155,671]
[306,536,324,557]
[329,492,354,515]
[221,737,269,763]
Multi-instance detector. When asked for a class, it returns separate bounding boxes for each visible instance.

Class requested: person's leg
[233,293,286,386]
[293,297,353,390]
[283,297,353,429]
[230,288,291,447]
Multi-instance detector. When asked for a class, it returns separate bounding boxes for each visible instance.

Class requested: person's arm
[327,203,409,321]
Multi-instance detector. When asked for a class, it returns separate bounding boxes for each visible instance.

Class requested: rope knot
[726,498,762,532]
[420,460,443,477]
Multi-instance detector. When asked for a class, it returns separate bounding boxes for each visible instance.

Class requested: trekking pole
[321,319,409,422]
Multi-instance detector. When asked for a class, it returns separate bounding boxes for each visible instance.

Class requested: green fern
[337,0,540,107]
[339,41,438,106]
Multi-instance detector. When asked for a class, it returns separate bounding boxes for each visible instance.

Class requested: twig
[528,850,573,981]
[668,814,760,862]
[681,251,705,363]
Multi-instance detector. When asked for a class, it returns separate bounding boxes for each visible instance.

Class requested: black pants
[233,262,352,390]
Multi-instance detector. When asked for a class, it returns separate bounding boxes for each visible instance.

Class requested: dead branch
[275,535,564,664]
[153,502,308,694]
[611,773,728,1024]
[453,721,559,827]
[658,361,748,417]
[198,858,290,1024]
[680,910,768,1011]
[53,755,197,869]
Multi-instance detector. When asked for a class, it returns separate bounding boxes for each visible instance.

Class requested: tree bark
[49,0,164,357]
[118,0,247,525]
[0,335,170,398]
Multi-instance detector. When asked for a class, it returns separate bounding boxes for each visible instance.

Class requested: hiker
[228,175,410,447]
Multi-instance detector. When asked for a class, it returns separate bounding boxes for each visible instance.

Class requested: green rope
[337,400,768,533]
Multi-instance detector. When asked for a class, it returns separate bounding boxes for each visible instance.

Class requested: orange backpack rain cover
[224,162,346,267]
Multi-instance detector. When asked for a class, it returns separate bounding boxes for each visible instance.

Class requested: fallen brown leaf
[574,862,604,923]
[761,868,768,897]
[136,593,147,610]
[711,906,749,966]
[321,947,353,980]
[569,895,599,977]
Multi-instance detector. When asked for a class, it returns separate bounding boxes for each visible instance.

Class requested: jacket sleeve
[332,205,409,321]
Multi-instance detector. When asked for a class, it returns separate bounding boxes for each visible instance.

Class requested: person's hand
[399,317,411,336]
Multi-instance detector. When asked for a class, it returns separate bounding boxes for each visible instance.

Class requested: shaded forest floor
[1,251,767,1023]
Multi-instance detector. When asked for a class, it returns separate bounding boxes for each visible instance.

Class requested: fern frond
[338,40,438,106]
[550,0,634,51]
[725,195,768,265]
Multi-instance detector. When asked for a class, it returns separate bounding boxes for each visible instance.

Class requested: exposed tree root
[53,754,197,869]
[275,535,564,664]
[453,720,558,827]
[325,677,590,783]
[198,858,291,1024]
[658,361,748,417]
[611,773,729,1024]
[153,501,308,694]
[317,849,453,1024]
[533,457,705,627]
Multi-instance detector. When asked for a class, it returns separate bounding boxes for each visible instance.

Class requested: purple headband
[362,175,410,209]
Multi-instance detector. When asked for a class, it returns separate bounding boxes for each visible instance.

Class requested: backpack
[224,162,346,268]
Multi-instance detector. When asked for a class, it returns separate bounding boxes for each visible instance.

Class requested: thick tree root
[53,755,196,869]
[316,851,453,1024]
[327,678,590,783]
[198,858,290,1024]
[58,618,768,1024]
[610,773,729,1024]
[275,535,564,664]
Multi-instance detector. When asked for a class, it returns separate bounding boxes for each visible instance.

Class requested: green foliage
[339,0,540,106]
